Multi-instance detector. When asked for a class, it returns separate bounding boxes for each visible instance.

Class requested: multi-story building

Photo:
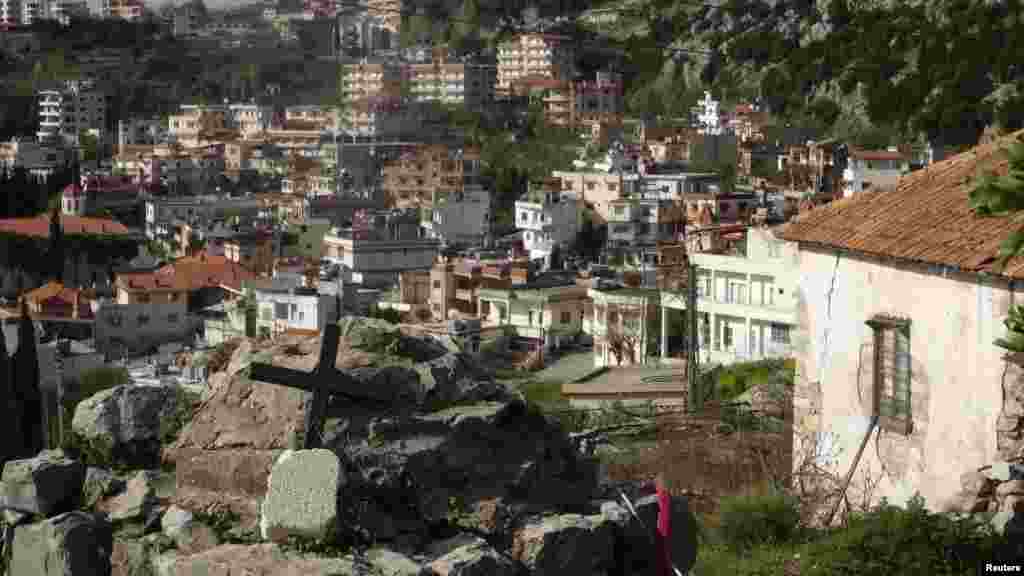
[223,229,275,277]
[692,91,723,136]
[252,283,337,339]
[426,255,529,321]
[365,0,400,33]
[340,59,403,103]
[406,48,496,110]
[511,71,623,128]
[0,138,70,179]
[284,105,341,132]
[144,195,266,240]
[380,143,481,210]
[477,271,591,350]
[514,180,581,260]
[114,143,225,195]
[36,80,108,146]
[497,33,575,94]
[605,196,686,248]
[107,0,142,20]
[421,184,491,245]
[228,103,273,139]
[117,118,167,148]
[841,147,908,197]
[0,0,20,26]
[172,2,201,36]
[321,221,440,288]
[61,174,144,218]
[168,104,231,147]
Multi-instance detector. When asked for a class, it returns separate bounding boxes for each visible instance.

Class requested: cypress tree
[0,316,18,468]
[49,204,64,283]
[14,299,43,457]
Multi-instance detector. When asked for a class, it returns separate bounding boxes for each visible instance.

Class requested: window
[770,324,790,344]
[723,324,733,348]
[433,280,441,289]
[586,182,596,190]
[107,314,122,327]
[137,314,150,326]
[170,292,180,302]
[528,311,534,325]
[168,314,180,323]
[138,294,151,303]
[561,311,571,324]
[274,302,288,320]
[867,316,912,434]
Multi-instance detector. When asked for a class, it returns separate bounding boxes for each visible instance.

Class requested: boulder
[510,513,616,575]
[102,470,159,523]
[603,494,699,576]
[366,548,431,576]
[111,536,170,576]
[160,505,194,540]
[83,467,126,509]
[72,384,180,467]
[427,535,518,576]
[0,449,85,518]
[151,543,363,576]
[340,401,595,538]
[260,449,343,542]
[9,511,113,576]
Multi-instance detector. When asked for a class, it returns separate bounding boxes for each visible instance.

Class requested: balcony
[455,289,474,301]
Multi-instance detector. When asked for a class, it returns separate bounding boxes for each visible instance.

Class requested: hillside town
[1,0,1024,574]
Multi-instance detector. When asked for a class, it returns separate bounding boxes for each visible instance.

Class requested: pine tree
[0,316,18,468]
[14,299,43,457]
[48,203,64,283]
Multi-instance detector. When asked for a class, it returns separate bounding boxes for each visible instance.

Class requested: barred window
[867,316,912,434]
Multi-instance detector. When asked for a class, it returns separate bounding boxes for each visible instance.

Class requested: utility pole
[687,261,700,413]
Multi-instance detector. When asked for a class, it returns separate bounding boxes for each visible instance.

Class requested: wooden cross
[249,322,388,450]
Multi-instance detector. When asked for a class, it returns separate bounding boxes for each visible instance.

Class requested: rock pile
[0,316,699,575]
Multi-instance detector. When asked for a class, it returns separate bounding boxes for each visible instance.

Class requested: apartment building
[0,138,69,179]
[365,0,399,32]
[428,255,528,321]
[406,49,496,110]
[36,80,108,146]
[115,143,225,195]
[117,118,167,148]
[284,105,340,132]
[223,229,275,277]
[228,103,272,139]
[421,183,492,246]
[340,59,403,103]
[512,71,623,128]
[515,180,581,259]
[144,195,265,239]
[477,271,591,350]
[683,226,797,365]
[497,33,576,94]
[1,0,20,25]
[380,144,482,209]
[321,225,440,288]
[841,147,908,197]
[605,196,686,248]
[168,104,231,146]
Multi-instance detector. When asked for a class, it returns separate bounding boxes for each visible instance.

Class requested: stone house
[778,129,1024,513]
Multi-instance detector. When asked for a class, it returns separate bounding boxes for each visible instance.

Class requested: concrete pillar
[744,316,752,360]
[660,304,668,360]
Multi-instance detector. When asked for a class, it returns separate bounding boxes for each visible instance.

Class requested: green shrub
[801,494,1000,575]
[717,487,802,551]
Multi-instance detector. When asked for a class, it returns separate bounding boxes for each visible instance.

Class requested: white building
[253,285,337,339]
[37,80,107,146]
[422,184,492,245]
[684,226,798,365]
[779,131,1022,517]
[514,188,581,260]
[693,91,723,136]
[228,103,273,139]
[842,147,909,197]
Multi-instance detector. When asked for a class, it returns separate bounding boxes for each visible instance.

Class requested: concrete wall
[94,301,194,357]
[793,246,1010,512]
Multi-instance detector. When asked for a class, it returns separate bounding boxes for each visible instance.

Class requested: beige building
[380,143,481,210]
[497,33,576,94]
[779,131,1024,515]
[168,105,231,147]
[477,273,592,350]
[407,49,496,109]
[427,256,528,321]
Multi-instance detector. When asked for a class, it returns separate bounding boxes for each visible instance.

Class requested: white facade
[254,289,337,337]
[842,149,908,197]
[792,245,1009,513]
[228,103,272,139]
[694,91,722,136]
[422,184,491,245]
[684,227,798,365]
[36,81,107,146]
[93,301,196,357]
[514,192,581,259]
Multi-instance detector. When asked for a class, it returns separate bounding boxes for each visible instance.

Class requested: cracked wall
[792,246,1010,511]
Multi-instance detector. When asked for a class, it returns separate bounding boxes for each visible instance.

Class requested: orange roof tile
[0,214,130,238]
[116,254,255,292]
[779,129,1024,279]
[850,148,905,161]
[23,281,89,306]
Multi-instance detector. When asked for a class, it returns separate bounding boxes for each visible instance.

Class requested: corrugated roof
[779,129,1024,279]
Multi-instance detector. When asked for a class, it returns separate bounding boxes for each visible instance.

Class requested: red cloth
[656,485,672,576]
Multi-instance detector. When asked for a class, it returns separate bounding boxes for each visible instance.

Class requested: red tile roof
[779,129,1024,279]
[850,148,905,161]
[0,214,130,238]
[23,281,91,306]
[116,254,255,292]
